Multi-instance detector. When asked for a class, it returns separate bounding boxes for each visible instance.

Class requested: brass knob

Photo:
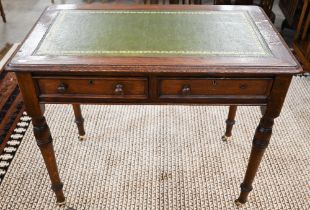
[182,84,191,96]
[114,84,124,95]
[57,83,68,93]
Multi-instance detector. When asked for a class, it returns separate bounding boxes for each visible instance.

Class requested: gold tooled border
[36,10,271,57]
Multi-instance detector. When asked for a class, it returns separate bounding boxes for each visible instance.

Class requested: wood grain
[5,5,302,205]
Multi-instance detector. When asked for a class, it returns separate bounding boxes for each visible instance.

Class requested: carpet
[0,77,309,210]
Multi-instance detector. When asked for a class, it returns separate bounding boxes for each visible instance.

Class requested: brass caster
[221,135,231,142]
[78,135,86,141]
[234,199,245,207]
[56,201,66,206]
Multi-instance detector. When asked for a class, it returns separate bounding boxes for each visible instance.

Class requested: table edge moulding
[5,4,302,207]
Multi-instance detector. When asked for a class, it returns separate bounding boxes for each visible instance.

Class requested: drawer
[158,78,273,98]
[36,77,148,99]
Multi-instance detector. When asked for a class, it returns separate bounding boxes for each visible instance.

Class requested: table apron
[32,75,273,105]
[36,97,269,105]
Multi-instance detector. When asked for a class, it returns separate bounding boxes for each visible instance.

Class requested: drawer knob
[239,84,248,89]
[57,83,68,93]
[114,84,124,95]
[182,84,191,96]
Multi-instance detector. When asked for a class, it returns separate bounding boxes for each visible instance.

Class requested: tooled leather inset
[35,10,272,57]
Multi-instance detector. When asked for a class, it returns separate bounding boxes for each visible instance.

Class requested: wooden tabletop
[6,4,302,75]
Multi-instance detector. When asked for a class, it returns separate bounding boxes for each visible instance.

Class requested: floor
[0,0,286,48]
[1,76,310,210]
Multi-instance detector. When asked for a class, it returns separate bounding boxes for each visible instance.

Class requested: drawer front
[36,77,148,99]
[159,78,273,98]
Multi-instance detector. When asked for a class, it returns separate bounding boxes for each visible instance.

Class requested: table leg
[222,105,237,141]
[235,113,275,205]
[0,0,6,23]
[33,116,66,205]
[260,105,267,116]
[236,76,292,205]
[72,104,86,141]
[16,73,65,205]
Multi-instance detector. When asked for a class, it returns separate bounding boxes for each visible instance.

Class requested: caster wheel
[56,201,66,206]
[78,135,86,141]
[234,199,245,207]
[221,135,230,142]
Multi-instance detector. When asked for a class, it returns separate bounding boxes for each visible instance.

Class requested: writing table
[6,4,302,206]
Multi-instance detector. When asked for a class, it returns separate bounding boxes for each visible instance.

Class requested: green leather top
[35,10,271,57]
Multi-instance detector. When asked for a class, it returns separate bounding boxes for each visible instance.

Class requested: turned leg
[72,104,86,141]
[236,76,292,205]
[260,105,267,116]
[33,116,66,205]
[0,0,6,23]
[235,114,274,205]
[222,105,237,141]
[16,73,65,205]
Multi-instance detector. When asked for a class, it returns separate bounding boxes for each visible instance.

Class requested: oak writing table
[6,4,302,206]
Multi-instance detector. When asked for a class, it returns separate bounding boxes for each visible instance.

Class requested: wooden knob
[182,84,191,96]
[239,84,248,89]
[114,84,124,95]
[57,83,68,93]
